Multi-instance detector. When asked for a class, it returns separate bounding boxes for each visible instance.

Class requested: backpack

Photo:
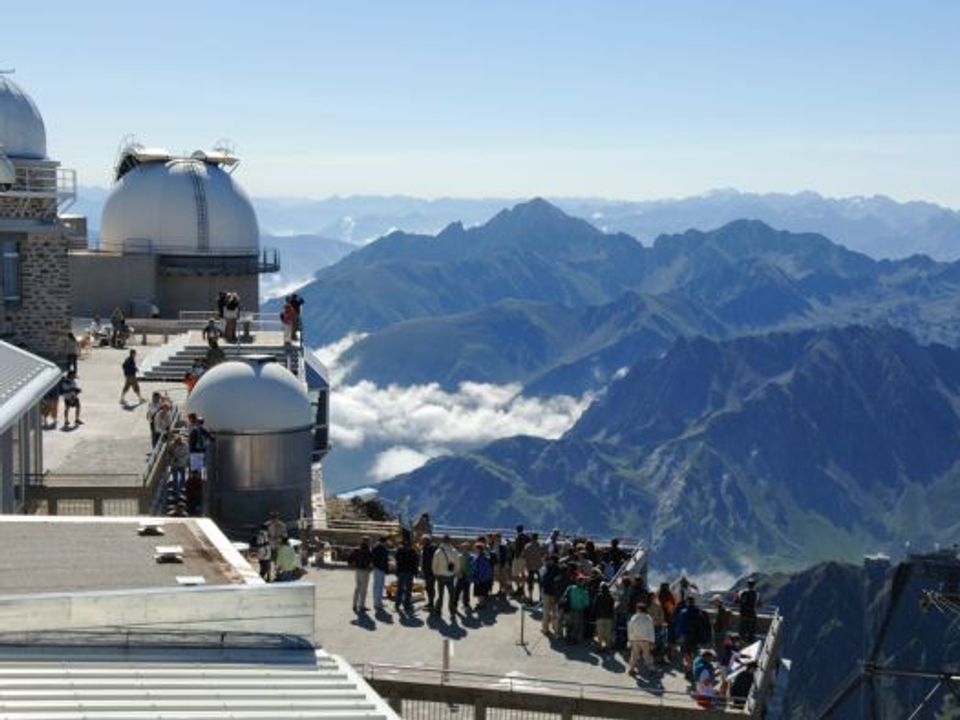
[568,585,590,611]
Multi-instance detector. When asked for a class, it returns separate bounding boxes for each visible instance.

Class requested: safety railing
[178,310,284,333]
[359,662,711,718]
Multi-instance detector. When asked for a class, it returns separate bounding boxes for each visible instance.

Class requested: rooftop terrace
[304,565,781,717]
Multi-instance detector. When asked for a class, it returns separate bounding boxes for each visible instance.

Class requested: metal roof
[0,646,399,719]
[0,340,61,435]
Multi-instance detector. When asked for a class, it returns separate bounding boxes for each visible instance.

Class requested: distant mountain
[286,200,960,397]
[75,186,960,260]
[379,326,960,574]
[339,292,724,393]
[260,234,355,300]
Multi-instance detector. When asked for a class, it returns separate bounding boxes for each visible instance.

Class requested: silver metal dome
[0,75,47,160]
[186,360,312,433]
[99,155,259,255]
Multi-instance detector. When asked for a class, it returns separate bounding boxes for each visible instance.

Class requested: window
[1,238,20,305]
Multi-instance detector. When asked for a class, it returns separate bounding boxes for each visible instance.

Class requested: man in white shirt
[627,603,655,675]
[431,535,460,618]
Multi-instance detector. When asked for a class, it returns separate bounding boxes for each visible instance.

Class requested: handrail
[359,660,698,703]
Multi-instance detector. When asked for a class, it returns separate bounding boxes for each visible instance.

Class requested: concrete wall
[158,272,259,318]
[0,583,316,645]
[69,252,157,319]
[1,228,71,362]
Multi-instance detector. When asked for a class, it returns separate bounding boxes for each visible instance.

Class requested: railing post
[93,497,104,516]
[474,701,487,720]
[49,498,58,516]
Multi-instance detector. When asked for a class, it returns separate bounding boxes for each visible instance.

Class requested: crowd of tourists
[345,517,762,709]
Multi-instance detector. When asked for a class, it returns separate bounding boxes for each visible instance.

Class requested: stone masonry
[1,228,71,363]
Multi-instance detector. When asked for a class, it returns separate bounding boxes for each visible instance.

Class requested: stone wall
[2,228,71,362]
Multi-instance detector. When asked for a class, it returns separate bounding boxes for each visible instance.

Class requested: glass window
[1,238,20,304]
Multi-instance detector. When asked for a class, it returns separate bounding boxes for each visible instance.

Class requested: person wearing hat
[694,648,720,708]
[710,594,732,654]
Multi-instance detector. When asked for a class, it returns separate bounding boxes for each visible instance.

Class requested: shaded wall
[69,252,157,319]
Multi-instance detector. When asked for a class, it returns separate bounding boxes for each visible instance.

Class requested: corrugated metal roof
[0,340,61,435]
[0,646,398,719]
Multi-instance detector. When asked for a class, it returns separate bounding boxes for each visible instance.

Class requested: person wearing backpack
[736,579,760,642]
[561,577,590,643]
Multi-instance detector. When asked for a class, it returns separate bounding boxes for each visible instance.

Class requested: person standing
[255,523,272,581]
[120,349,144,404]
[223,292,240,343]
[561,577,590,644]
[420,535,438,611]
[736,579,760,643]
[511,525,530,598]
[59,371,82,428]
[288,293,305,340]
[168,433,189,494]
[540,555,561,635]
[395,536,419,613]
[521,532,546,603]
[454,542,475,612]
[431,535,459,618]
[593,582,616,652]
[187,414,212,479]
[146,392,163,445]
[216,291,227,319]
[349,537,373,613]
[63,332,80,375]
[266,511,288,562]
[371,536,390,611]
[627,603,656,675]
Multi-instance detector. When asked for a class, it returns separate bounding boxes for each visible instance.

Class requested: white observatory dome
[0,75,47,159]
[186,360,312,433]
[99,157,259,255]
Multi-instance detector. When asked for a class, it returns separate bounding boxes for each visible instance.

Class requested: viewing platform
[303,562,784,718]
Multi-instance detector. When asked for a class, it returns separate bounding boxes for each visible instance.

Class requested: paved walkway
[306,566,697,710]
[42,341,185,484]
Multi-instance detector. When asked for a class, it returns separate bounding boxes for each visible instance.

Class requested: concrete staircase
[141,340,294,382]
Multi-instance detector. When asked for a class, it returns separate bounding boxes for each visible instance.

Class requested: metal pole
[517,606,527,647]
[442,638,451,684]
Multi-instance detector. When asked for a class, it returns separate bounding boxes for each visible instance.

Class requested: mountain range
[279,199,960,397]
[76,186,960,260]
[378,326,960,574]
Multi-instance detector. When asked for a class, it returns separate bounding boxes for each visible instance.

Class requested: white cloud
[312,334,594,481]
[369,446,437,481]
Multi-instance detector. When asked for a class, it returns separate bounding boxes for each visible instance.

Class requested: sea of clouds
[313,334,594,481]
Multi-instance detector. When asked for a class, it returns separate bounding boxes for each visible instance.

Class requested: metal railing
[178,310,284,333]
[360,662,712,718]
[0,164,76,217]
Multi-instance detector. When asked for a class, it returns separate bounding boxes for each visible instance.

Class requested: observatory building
[70,143,278,318]
[186,358,316,534]
[0,73,80,360]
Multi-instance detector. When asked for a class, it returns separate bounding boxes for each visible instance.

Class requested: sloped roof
[0,340,61,435]
[0,646,398,719]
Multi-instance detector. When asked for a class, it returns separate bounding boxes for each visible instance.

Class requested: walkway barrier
[359,663,711,719]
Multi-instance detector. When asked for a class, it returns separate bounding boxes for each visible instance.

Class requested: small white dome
[186,360,312,433]
[99,158,259,254]
[0,76,47,159]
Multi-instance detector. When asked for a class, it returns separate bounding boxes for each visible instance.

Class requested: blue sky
[5,1,959,205]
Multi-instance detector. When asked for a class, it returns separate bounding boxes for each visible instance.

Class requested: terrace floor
[306,565,715,713]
